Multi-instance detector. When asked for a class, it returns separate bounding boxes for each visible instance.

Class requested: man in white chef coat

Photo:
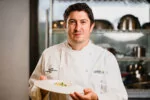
[29,2,128,100]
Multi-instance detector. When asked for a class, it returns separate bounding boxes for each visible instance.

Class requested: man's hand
[40,75,47,80]
[39,75,49,97]
[70,88,98,100]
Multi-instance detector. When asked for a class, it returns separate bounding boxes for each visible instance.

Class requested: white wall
[0,0,29,100]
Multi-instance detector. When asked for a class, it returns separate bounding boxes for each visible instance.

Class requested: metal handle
[45,9,49,48]
[45,0,53,48]
[49,0,53,47]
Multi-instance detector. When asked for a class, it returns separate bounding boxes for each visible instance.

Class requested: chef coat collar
[64,40,93,53]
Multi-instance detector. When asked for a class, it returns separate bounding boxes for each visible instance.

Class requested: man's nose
[75,22,81,31]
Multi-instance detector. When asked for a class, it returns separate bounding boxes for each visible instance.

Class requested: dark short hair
[63,3,94,25]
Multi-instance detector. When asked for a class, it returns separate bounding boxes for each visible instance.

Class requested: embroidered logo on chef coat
[45,68,58,73]
[94,70,104,74]
[45,64,59,73]
[45,65,60,79]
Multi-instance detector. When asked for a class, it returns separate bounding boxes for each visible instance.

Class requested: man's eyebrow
[80,19,88,21]
[68,19,75,21]
[68,19,88,21]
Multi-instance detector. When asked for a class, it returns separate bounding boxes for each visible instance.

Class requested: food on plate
[54,81,71,87]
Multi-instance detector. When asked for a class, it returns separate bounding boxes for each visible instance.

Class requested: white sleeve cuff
[29,85,49,100]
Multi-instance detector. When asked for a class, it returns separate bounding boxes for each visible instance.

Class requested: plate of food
[34,80,84,94]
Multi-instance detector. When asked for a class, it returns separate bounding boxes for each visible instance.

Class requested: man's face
[65,11,94,44]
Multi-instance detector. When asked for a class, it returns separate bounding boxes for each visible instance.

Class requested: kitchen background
[0,0,150,100]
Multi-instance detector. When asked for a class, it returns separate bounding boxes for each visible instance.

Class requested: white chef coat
[29,41,128,100]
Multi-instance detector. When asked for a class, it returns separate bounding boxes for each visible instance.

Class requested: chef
[29,2,128,100]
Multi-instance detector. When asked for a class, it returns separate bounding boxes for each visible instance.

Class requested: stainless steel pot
[94,20,114,30]
[132,46,146,57]
[142,22,150,29]
[117,14,141,31]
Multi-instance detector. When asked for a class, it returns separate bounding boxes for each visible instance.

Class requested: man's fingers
[70,93,79,100]
[70,88,98,100]
[84,88,92,95]
[39,75,47,80]
[70,92,85,100]
[74,92,85,100]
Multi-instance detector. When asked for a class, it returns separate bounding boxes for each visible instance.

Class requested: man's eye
[81,21,86,24]
[69,20,76,24]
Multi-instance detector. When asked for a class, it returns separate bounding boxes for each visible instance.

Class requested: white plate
[34,80,84,94]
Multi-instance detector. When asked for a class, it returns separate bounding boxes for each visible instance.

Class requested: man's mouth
[74,32,81,35]
[74,33,81,36]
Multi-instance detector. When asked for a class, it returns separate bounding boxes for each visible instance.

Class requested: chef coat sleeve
[28,52,49,100]
[97,53,128,100]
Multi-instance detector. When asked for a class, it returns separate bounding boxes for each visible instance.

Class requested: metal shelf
[117,57,150,62]
[53,29,150,34]
[92,29,150,34]
[127,89,150,98]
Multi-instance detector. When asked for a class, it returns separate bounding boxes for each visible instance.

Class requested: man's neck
[68,40,89,50]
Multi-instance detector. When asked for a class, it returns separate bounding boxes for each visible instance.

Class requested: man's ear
[92,23,95,28]
[90,23,95,32]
